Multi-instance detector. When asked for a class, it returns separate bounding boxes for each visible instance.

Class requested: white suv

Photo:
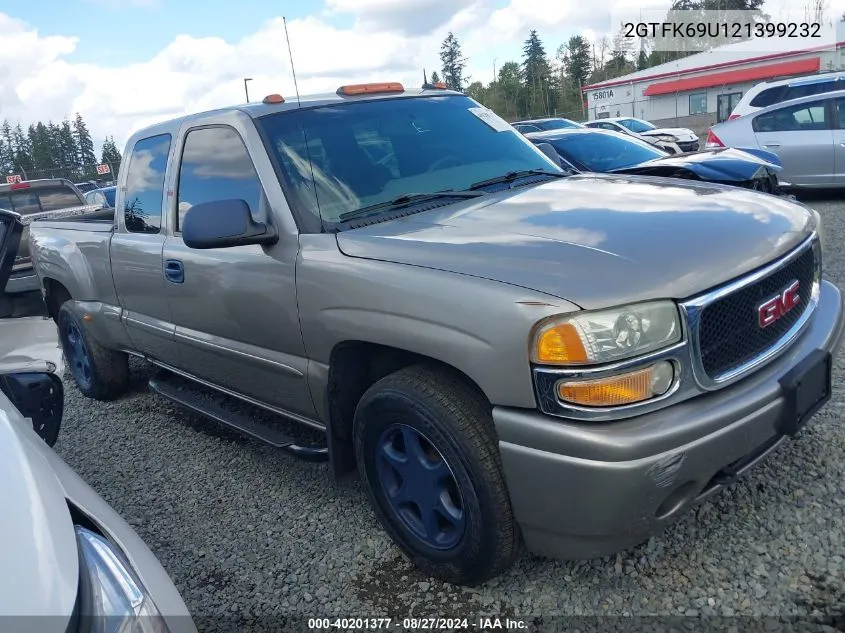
[729,71,845,120]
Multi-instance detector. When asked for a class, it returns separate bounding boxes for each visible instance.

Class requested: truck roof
[127,85,463,147]
[0,178,76,192]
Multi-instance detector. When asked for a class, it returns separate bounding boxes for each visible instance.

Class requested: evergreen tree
[637,47,649,71]
[439,32,467,91]
[59,120,78,174]
[562,35,591,89]
[430,71,441,84]
[101,136,123,177]
[29,123,55,174]
[0,121,14,175]
[73,113,97,175]
[522,30,554,117]
[12,124,33,178]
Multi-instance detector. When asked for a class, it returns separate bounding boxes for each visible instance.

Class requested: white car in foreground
[0,208,196,633]
[0,317,197,633]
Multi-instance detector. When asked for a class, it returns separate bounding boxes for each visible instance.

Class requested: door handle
[763,142,781,148]
[164,259,184,284]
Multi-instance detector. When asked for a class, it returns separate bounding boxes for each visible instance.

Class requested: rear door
[752,99,834,187]
[110,133,181,365]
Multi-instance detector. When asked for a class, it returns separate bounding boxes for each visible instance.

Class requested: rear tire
[57,303,128,401]
[353,364,520,585]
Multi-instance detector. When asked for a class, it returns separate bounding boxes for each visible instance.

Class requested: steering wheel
[427,155,462,171]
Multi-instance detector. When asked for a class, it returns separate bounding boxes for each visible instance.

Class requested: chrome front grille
[681,234,820,390]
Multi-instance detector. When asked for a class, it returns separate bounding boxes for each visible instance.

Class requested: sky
[0,0,842,154]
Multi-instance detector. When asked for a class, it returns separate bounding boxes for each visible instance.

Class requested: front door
[161,125,315,419]
[110,133,181,366]
[751,98,834,187]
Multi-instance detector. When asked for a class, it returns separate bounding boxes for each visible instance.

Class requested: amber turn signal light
[533,322,588,364]
[556,361,675,408]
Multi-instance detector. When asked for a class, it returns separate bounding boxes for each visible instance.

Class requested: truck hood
[336,174,816,310]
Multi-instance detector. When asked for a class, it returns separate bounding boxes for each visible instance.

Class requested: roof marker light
[337,82,404,96]
[262,94,285,104]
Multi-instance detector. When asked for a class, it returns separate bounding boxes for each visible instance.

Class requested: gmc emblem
[758,280,800,328]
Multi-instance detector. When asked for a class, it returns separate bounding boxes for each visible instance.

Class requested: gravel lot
[54,195,845,632]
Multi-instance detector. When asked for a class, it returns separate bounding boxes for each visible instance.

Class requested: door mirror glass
[181,199,278,250]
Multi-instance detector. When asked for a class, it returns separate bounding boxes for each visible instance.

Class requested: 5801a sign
[592,89,615,102]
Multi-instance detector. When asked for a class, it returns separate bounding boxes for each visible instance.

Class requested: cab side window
[123,134,172,234]
[176,126,263,231]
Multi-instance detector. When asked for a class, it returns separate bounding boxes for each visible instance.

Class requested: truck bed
[30,210,116,232]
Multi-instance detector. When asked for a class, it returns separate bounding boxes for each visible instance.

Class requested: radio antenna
[283,17,301,108]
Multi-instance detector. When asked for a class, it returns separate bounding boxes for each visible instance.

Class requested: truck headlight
[75,526,170,633]
[531,301,681,366]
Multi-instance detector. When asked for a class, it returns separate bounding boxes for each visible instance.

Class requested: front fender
[296,235,580,410]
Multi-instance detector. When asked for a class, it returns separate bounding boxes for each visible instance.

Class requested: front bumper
[494,279,844,560]
[677,140,700,152]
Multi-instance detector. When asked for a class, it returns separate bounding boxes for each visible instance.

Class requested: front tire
[57,303,128,401]
[353,364,520,585]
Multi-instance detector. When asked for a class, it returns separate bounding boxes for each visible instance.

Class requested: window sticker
[468,107,512,132]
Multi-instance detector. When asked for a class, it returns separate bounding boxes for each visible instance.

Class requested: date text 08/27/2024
[307,617,528,630]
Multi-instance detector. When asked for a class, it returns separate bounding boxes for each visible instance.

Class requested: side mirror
[0,372,64,447]
[535,142,563,169]
[182,199,278,250]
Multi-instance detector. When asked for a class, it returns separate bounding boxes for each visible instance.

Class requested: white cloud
[0,0,838,161]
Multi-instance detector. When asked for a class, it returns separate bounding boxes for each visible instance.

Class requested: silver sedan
[706,88,845,188]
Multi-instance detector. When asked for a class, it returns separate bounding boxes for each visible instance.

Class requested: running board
[148,373,328,462]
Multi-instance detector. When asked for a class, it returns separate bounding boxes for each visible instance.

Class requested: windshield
[617,118,656,133]
[538,119,580,130]
[549,132,666,172]
[256,95,558,227]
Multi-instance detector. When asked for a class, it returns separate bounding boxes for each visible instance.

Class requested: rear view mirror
[535,142,563,169]
[182,199,278,250]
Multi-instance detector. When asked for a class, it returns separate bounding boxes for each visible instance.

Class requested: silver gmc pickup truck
[28,83,845,585]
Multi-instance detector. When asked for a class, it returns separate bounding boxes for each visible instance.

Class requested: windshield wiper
[468,169,567,191]
[338,191,484,222]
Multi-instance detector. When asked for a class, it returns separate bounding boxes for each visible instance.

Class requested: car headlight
[75,526,169,633]
[654,134,677,142]
[530,300,682,366]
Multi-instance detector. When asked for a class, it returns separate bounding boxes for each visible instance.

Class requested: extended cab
[28,84,844,585]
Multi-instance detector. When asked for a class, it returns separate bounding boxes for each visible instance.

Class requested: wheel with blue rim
[57,303,128,401]
[354,364,520,585]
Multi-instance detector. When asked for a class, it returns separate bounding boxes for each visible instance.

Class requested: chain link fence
[3,160,120,187]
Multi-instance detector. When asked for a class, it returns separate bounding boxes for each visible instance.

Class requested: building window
[717,92,743,123]
[689,92,708,115]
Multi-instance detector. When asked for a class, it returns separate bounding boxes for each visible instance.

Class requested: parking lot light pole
[244,78,253,103]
